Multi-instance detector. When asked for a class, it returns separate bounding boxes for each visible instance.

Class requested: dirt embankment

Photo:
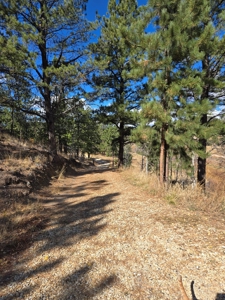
[0,135,93,279]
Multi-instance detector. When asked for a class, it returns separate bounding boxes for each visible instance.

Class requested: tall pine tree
[132,0,225,187]
[88,0,147,167]
[0,0,92,154]
[140,0,199,183]
[189,0,225,187]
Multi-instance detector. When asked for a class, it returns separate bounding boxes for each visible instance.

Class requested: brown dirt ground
[0,139,225,299]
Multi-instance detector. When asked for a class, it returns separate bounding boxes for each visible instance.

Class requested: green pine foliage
[98,124,119,156]
[88,0,147,167]
[0,0,92,154]
[132,0,225,186]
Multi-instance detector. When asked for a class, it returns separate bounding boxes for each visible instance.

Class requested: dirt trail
[1,161,225,300]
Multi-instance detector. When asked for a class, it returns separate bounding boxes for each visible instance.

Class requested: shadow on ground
[0,166,119,300]
[58,264,117,300]
[1,262,118,300]
[215,294,225,300]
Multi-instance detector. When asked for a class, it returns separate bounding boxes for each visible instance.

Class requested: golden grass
[121,155,225,216]
[0,198,44,256]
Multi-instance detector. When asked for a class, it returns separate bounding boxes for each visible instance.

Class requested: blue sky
[86,0,148,21]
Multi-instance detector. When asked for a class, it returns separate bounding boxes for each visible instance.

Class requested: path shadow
[0,166,113,264]
[0,180,119,292]
[74,167,116,177]
[42,176,109,206]
[0,286,36,300]
[36,192,119,253]
[1,259,118,299]
[215,294,225,300]
[58,263,117,300]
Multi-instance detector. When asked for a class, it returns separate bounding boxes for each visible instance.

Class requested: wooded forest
[1,0,225,188]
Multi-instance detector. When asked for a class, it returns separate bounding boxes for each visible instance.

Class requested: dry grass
[121,153,225,217]
[2,154,48,172]
[0,132,47,150]
[0,199,42,238]
[0,197,47,277]
[0,134,50,272]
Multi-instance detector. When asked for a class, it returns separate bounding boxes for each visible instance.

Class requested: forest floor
[0,136,225,299]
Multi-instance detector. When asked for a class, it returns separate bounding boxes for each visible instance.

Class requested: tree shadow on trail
[36,191,119,253]
[58,263,118,300]
[1,260,118,300]
[0,181,119,294]
[215,294,225,300]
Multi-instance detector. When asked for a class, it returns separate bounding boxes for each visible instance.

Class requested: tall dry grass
[121,159,225,217]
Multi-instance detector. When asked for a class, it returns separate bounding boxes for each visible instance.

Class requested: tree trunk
[59,135,63,153]
[118,122,124,168]
[141,154,144,171]
[64,140,68,155]
[39,3,57,156]
[45,107,57,155]
[10,107,14,135]
[159,124,167,184]
[197,55,210,189]
[197,155,206,187]
[197,114,207,188]
[165,146,170,182]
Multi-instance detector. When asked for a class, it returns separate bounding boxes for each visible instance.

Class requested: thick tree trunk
[197,154,206,187]
[197,114,207,188]
[197,55,210,189]
[39,4,57,156]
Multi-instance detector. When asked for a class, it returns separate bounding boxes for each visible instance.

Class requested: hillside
[0,136,225,299]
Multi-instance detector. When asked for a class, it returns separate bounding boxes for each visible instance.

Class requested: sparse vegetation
[122,152,225,217]
[0,135,49,269]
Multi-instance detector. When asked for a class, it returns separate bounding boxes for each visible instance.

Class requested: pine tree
[165,0,225,187]
[188,0,225,187]
[98,124,119,157]
[140,0,198,183]
[132,0,225,187]
[88,0,146,167]
[70,104,100,158]
[0,0,92,154]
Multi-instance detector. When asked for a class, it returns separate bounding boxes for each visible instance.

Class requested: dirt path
[1,163,225,300]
